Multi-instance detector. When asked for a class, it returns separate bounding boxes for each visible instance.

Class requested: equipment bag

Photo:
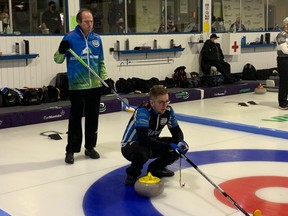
[20,87,43,105]
[242,63,257,80]
[42,86,61,103]
[0,87,21,107]
[173,66,189,88]
[55,72,69,100]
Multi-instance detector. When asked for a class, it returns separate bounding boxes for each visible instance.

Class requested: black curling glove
[58,40,70,54]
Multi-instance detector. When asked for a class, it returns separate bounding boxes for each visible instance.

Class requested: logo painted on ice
[239,88,252,93]
[175,91,189,100]
[262,114,288,122]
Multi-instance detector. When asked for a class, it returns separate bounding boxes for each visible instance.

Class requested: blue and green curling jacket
[54,25,107,90]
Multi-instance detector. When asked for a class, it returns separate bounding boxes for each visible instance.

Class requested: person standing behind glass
[14,2,30,34]
[110,16,130,33]
[108,0,124,33]
[41,1,61,33]
[276,17,288,110]
[54,8,107,164]
[0,11,9,31]
[90,0,103,33]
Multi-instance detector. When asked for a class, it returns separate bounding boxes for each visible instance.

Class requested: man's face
[210,37,217,43]
[167,19,173,26]
[118,18,124,26]
[150,94,170,114]
[50,4,56,12]
[79,11,93,35]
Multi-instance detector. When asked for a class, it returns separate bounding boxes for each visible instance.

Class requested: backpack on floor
[173,66,189,88]
[42,86,61,103]
[0,87,21,107]
[55,72,69,100]
[20,87,43,105]
[242,63,257,80]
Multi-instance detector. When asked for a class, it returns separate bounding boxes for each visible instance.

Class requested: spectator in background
[158,15,178,33]
[14,2,30,34]
[229,17,246,32]
[41,1,61,33]
[0,11,9,31]
[200,34,236,84]
[108,0,124,32]
[110,16,130,33]
[212,17,225,32]
[90,0,103,33]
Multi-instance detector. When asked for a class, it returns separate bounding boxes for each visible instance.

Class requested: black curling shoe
[65,153,74,164]
[85,148,100,159]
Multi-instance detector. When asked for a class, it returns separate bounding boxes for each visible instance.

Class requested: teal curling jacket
[54,25,107,90]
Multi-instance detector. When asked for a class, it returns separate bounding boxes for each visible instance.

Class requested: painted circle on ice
[83,149,288,216]
[214,176,288,216]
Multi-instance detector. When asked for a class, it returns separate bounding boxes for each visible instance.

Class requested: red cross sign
[231,41,239,52]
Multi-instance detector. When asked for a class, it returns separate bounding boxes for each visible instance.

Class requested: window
[212,0,288,32]
[79,0,201,34]
[0,0,66,34]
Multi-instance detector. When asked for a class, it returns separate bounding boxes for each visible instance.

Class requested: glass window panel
[267,0,286,31]
[80,0,125,34]
[80,0,200,34]
[242,0,264,31]
[0,0,10,33]
[0,0,66,35]
[38,0,66,34]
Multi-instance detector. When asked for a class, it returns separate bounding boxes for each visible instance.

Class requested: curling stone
[134,172,164,197]
[254,84,267,94]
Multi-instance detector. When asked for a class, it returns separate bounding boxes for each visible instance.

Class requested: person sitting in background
[158,15,178,33]
[229,17,246,32]
[41,1,61,33]
[200,34,236,84]
[212,17,225,32]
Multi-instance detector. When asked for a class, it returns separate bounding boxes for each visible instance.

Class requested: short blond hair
[149,85,168,100]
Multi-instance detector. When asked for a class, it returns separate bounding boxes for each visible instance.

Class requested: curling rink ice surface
[1,91,288,216]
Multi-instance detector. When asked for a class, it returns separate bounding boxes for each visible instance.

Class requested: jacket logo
[160,118,168,125]
[92,40,99,47]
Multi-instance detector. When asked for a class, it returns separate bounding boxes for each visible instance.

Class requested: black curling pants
[121,137,179,177]
[277,57,288,107]
[66,88,101,153]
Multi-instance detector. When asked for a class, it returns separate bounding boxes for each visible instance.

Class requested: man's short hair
[48,1,56,6]
[149,85,168,99]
